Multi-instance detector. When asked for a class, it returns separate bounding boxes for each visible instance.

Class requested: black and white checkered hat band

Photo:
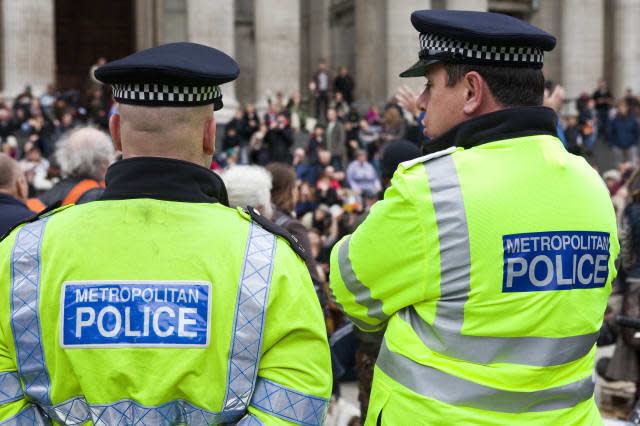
[419,33,544,66]
[112,83,222,106]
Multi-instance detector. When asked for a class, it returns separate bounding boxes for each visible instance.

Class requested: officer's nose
[417,87,428,113]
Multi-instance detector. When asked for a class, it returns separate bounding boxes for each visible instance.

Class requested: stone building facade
[2,0,639,121]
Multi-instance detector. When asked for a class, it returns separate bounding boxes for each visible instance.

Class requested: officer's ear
[462,71,485,116]
[203,113,216,156]
[15,173,28,201]
[109,113,122,152]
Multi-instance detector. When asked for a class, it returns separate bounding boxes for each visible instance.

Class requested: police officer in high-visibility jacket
[0,42,331,425]
[329,10,619,425]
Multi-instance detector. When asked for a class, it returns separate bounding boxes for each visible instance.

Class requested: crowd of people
[0,60,114,201]
[549,79,640,419]
[4,57,640,422]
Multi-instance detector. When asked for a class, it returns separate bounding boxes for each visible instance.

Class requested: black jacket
[264,128,294,163]
[334,75,354,104]
[623,203,640,279]
[38,178,104,207]
[0,193,33,237]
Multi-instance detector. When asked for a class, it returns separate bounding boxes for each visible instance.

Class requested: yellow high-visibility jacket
[0,157,331,425]
[330,108,619,425]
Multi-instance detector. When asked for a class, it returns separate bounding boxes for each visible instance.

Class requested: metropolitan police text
[502,231,610,292]
[61,282,210,347]
[74,286,199,338]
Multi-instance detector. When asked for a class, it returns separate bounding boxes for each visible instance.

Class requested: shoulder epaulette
[400,146,458,170]
[244,205,308,261]
[0,201,70,243]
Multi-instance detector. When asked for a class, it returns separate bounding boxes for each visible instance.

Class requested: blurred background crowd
[4,57,640,423]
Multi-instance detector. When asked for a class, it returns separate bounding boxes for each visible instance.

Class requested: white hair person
[55,127,116,181]
[222,165,273,219]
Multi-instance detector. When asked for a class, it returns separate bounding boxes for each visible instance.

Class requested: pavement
[326,382,360,426]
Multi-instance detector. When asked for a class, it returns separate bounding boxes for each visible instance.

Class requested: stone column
[2,0,55,97]
[254,0,301,110]
[612,0,640,96]
[135,0,157,51]
[446,0,487,11]
[529,0,562,85]
[309,0,330,68]
[307,0,330,88]
[163,0,188,43]
[561,0,604,100]
[187,0,238,123]
[386,0,431,101]
[354,0,386,108]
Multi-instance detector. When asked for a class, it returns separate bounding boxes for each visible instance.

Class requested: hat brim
[399,58,441,78]
[113,96,223,110]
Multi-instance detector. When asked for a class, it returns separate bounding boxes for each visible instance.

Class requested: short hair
[0,153,19,189]
[443,63,545,107]
[222,166,273,218]
[55,127,116,180]
[265,162,297,212]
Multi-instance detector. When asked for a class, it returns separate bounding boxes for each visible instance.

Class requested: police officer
[0,42,330,425]
[329,10,619,425]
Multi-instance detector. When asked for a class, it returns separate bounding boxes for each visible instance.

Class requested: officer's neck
[121,152,212,170]
[423,106,558,155]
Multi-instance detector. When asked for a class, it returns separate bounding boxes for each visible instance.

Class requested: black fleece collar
[423,106,558,154]
[99,157,229,206]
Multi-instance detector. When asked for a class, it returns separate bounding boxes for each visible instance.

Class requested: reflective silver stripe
[47,396,88,424]
[328,287,380,331]
[419,154,598,366]
[10,219,91,424]
[236,413,265,425]
[223,222,277,412]
[0,404,46,425]
[399,307,599,366]
[424,155,471,332]
[337,236,388,322]
[8,217,255,424]
[376,339,595,413]
[88,398,242,425]
[10,219,52,406]
[0,372,23,405]
[2,395,244,425]
[250,376,329,425]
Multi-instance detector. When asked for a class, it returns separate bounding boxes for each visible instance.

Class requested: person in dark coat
[334,66,355,105]
[607,99,640,166]
[0,153,32,236]
[263,113,294,163]
[222,127,242,151]
[621,170,640,285]
[0,108,16,142]
[564,115,583,156]
[240,103,260,141]
[593,79,613,141]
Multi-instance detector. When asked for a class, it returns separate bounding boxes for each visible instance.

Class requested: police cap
[400,10,556,78]
[94,42,239,111]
